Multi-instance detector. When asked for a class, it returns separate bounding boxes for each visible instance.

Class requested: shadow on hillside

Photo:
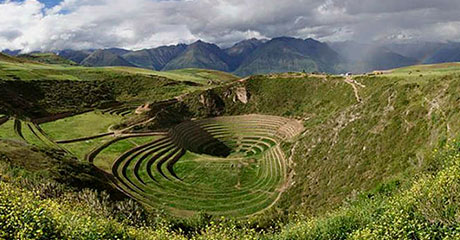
[169,120,231,158]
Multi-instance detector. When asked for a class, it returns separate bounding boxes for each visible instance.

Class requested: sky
[1,0,460,52]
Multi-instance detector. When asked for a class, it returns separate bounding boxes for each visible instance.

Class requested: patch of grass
[0,119,21,141]
[0,140,116,193]
[108,67,238,85]
[61,136,114,160]
[40,111,122,141]
[384,62,460,77]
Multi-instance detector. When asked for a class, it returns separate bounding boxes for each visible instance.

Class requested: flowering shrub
[0,184,60,239]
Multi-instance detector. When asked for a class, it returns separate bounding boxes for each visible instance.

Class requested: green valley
[2,51,460,239]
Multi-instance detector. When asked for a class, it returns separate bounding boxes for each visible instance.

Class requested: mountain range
[3,37,460,76]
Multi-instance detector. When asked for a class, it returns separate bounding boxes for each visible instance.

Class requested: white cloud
[0,0,459,52]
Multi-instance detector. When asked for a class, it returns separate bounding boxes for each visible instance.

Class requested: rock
[235,87,249,104]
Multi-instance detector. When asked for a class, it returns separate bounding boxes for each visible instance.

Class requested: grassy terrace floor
[40,111,123,141]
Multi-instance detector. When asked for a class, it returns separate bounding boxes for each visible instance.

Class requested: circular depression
[93,114,304,216]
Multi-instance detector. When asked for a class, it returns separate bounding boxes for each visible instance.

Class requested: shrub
[0,183,61,239]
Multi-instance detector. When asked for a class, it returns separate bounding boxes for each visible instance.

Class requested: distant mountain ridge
[225,38,266,68]
[234,37,341,76]
[80,49,135,67]
[4,37,460,76]
[163,40,234,71]
[123,44,187,70]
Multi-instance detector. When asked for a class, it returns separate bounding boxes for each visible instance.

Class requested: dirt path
[344,76,366,103]
[108,116,157,135]
[56,132,114,144]
[238,77,250,82]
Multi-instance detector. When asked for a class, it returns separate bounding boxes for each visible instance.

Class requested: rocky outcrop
[233,87,249,104]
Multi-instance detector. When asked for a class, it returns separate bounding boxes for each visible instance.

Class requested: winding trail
[344,76,366,103]
[56,132,114,144]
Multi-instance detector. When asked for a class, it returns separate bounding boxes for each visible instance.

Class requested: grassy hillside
[1,126,460,239]
[147,64,460,217]
[2,62,460,238]
[387,62,460,76]
[0,53,32,64]
[0,57,237,84]
[0,55,237,117]
[107,67,238,85]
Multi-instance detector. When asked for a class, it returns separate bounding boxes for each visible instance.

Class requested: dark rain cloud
[0,0,459,52]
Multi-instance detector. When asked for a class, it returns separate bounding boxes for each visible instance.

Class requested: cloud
[0,0,459,52]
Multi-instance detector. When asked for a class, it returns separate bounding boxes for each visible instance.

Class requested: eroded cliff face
[198,90,226,116]
[194,84,252,116]
[132,82,252,131]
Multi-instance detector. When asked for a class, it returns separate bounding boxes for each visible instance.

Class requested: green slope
[105,67,238,84]
[0,55,237,84]
[0,55,237,118]
[0,52,31,64]
[2,63,460,238]
[159,64,460,217]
